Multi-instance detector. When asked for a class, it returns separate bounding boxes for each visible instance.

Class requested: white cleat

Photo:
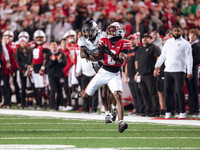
[178,113,186,119]
[165,112,171,119]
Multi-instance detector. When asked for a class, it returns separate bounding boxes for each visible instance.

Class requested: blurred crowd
[0,0,200,117]
[1,0,200,42]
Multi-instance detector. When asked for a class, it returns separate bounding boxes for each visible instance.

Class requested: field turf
[0,114,200,149]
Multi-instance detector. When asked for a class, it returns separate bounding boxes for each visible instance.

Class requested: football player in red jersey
[1,30,16,108]
[80,22,131,133]
[78,20,117,123]
[63,30,80,94]
[32,29,50,109]
[63,29,81,110]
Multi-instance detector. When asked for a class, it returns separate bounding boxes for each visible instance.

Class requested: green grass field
[0,114,200,149]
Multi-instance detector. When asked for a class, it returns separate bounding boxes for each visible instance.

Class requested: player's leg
[109,91,117,121]
[80,68,110,98]
[113,91,128,133]
[108,73,128,133]
[101,85,112,124]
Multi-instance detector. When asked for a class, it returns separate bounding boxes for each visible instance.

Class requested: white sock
[105,111,109,116]
[119,120,124,124]
[112,104,116,110]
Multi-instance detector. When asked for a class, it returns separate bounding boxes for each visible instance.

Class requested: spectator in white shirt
[154,25,193,119]
[76,55,98,113]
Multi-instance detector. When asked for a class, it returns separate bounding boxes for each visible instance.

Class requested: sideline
[0,145,200,150]
[0,109,200,126]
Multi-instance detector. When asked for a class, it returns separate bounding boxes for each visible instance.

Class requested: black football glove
[99,43,112,55]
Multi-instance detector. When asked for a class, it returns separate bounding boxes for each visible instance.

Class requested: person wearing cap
[154,25,193,119]
[16,37,33,108]
[135,33,161,117]
[124,34,145,115]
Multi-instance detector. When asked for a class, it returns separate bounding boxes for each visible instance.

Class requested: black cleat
[118,123,128,133]
[105,114,112,124]
[111,108,117,121]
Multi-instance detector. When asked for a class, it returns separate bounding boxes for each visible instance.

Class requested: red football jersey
[99,38,131,67]
[60,48,74,77]
[67,43,79,68]
[32,43,50,65]
[2,42,16,75]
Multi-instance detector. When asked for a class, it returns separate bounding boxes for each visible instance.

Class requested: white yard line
[0,123,104,124]
[0,144,75,149]
[1,137,200,140]
[0,146,200,150]
[0,109,200,126]
[1,129,200,132]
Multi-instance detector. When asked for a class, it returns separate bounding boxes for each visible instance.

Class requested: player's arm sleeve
[121,41,131,54]
[185,43,193,75]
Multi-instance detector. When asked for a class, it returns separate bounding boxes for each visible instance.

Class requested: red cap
[128,34,136,40]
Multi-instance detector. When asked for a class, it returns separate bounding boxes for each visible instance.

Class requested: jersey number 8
[107,50,116,65]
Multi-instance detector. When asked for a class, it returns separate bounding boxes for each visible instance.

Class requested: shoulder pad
[77,37,85,47]
[99,38,108,44]
[121,39,131,49]
[29,42,36,49]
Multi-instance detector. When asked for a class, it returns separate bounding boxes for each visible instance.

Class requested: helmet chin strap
[68,38,75,43]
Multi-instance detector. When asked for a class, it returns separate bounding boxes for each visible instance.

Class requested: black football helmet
[82,20,99,40]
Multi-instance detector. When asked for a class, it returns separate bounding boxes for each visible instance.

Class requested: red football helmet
[106,22,126,39]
